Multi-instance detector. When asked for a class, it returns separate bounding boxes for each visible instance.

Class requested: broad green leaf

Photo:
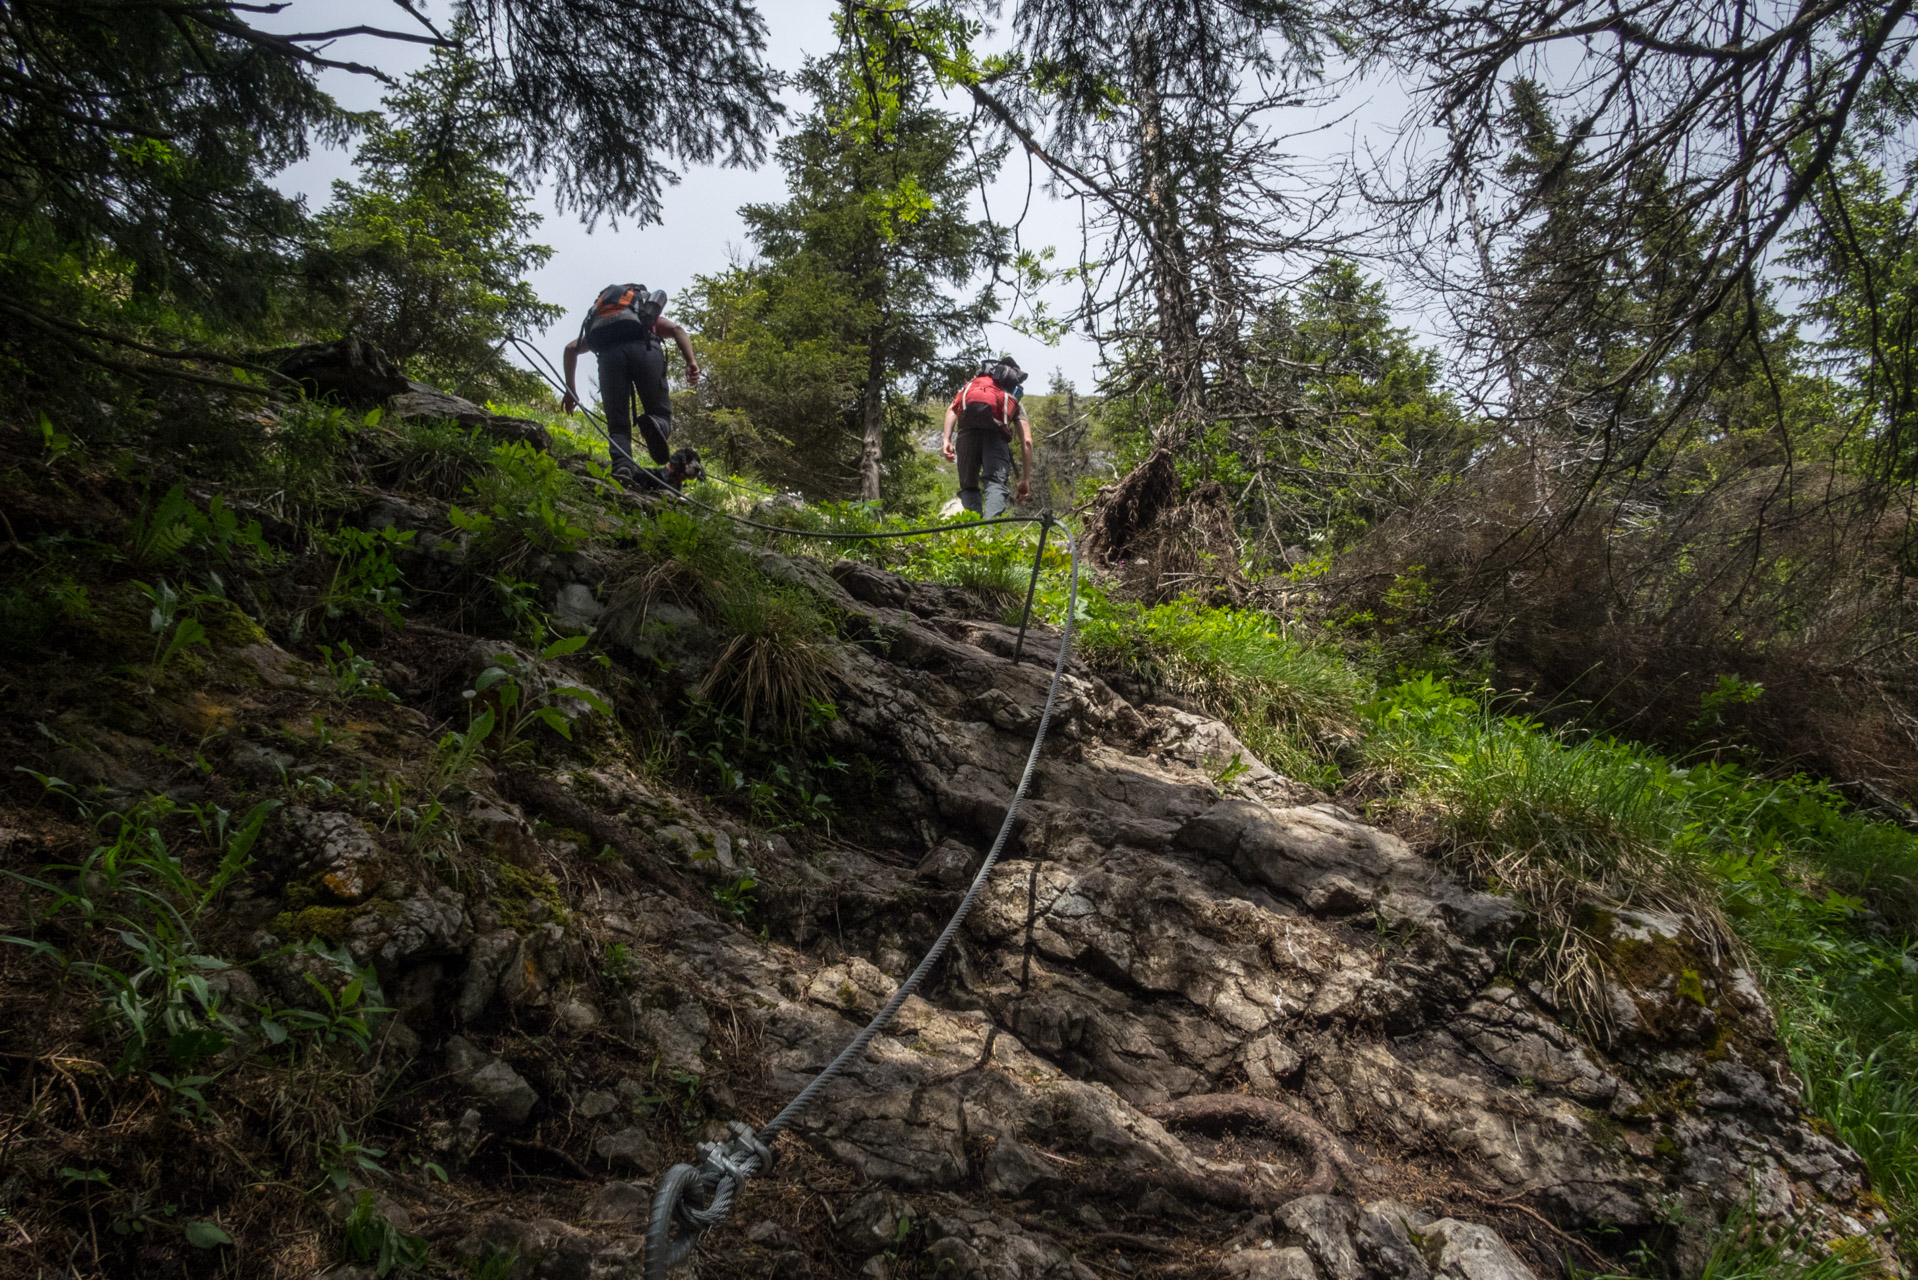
[184,1221,232,1249]
[533,707,573,740]
[550,685,613,715]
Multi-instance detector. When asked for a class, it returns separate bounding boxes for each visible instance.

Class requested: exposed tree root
[1146,1093,1367,1196]
[504,1137,598,1182]
[1081,1161,1282,1212]
[0,505,31,557]
[496,769,689,902]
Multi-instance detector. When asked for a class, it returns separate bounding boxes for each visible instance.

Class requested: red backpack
[955,374,1015,440]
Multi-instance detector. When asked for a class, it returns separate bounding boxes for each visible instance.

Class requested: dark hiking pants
[596,338,672,466]
[956,427,1013,517]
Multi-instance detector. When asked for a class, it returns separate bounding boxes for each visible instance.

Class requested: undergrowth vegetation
[1356,674,1918,1249]
[0,406,746,1274]
[1078,600,1368,787]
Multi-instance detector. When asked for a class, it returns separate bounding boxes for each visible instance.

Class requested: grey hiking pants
[596,338,672,466]
[956,428,1013,518]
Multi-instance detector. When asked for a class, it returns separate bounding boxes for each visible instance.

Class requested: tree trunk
[858,329,885,502]
[1133,34,1206,428]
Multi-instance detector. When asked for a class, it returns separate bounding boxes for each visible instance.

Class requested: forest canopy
[0,0,1912,775]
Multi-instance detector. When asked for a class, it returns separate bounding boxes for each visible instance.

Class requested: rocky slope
[0,476,1897,1280]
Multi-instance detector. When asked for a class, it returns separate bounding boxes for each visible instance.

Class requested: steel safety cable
[643,525,1081,1277]
[501,333,1086,1278]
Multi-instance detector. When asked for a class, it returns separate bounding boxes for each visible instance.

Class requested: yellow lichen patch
[320,867,376,904]
[492,862,568,931]
[159,690,236,737]
[278,905,354,944]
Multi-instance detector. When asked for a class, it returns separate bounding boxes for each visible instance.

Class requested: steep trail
[0,443,1898,1278]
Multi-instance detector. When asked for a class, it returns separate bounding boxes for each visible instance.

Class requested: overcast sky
[260,0,1123,395]
[256,2,1434,406]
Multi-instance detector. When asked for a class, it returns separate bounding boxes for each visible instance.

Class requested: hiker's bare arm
[1018,410,1033,502]
[561,338,582,413]
[942,405,957,460]
[656,318,700,385]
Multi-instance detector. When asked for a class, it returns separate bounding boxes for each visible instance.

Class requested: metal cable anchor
[644,1121,775,1277]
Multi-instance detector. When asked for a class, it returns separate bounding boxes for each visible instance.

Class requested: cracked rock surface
[605,558,1889,1277]
[18,551,1890,1280]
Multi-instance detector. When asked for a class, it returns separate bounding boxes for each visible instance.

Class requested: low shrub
[451,440,598,571]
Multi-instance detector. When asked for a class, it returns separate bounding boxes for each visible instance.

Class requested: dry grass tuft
[700,582,836,736]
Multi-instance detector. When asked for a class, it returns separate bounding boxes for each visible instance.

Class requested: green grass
[1076,598,1369,787]
[861,517,1368,785]
[1584,1206,1884,1279]
[901,523,1033,605]
[1357,674,1918,1261]
[702,578,835,735]
[624,505,840,740]
[366,418,494,501]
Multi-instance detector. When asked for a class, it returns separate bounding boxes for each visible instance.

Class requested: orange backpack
[581,283,666,353]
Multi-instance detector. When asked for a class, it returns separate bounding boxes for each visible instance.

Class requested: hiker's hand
[941,439,955,461]
[686,362,701,386]
[1018,479,1030,501]
[561,391,577,415]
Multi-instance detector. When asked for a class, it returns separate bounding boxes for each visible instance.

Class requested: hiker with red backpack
[942,357,1032,518]
[561,284,702,490]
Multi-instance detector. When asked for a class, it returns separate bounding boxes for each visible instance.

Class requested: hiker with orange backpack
[941,357,1032,518]
[561,284,701,489]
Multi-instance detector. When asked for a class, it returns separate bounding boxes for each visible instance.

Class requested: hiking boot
[666,447,705,491]
[637,413,672,465]
[609,457,642,490]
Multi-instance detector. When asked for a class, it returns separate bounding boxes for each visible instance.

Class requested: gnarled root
[497,769,688,901]
[1078,1162,1284,1213]
[1146,1093,1366,1196]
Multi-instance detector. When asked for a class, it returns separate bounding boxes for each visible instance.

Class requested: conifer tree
[687,11,1004,504]
[309,36,564,400]
[0,0,780,388]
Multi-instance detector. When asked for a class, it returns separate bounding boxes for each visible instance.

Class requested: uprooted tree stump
[271,336,410,407]
[268,338,551,451]
[1082,448,1247,604]
[1081,447,1179,565]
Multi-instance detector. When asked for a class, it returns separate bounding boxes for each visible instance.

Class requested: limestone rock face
[558,554,1888,1277]
[185,557,1900,1277]
[389,379,552,451]
[280,806,383,903]
[445,1036,538,1125]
